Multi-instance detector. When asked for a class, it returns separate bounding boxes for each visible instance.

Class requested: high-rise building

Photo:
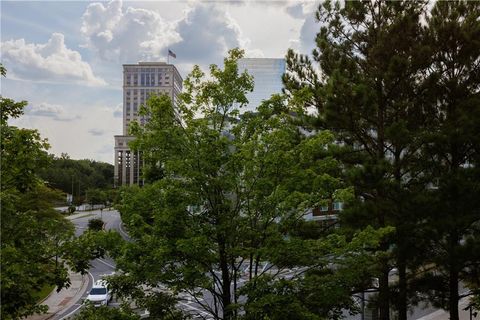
[237,58,285,113]
[114,62,182,187]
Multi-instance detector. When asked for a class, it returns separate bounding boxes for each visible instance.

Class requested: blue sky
[1,0,318,164]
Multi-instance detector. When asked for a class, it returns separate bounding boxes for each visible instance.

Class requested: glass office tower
[237,58,285,113]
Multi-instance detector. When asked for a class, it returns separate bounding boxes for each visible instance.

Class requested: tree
[0,65,114,319]
[112,49,392,320]
[86,188,107,208]
[412,2,480,320]
[73,304,140,320]
[1,65,70,318]
[39,156,114,198]
[283,2,443,320]
[88,218,105,231]
[284,1,480,320]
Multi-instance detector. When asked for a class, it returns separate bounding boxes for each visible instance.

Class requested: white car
[85,280,112,307]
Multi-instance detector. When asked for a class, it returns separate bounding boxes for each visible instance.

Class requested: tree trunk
[449,234,460,320]
[219,241,232,320]
[449,271,459,320]
[398,255,407,320]
[379,261,390,320]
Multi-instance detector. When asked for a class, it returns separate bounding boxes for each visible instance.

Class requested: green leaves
[112,48,395,320]
[1,67,113,319]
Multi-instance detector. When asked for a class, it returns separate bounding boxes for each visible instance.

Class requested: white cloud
[80,0,179,61]
[170,3,254,65]
[1,33,106,86]
[26,102,81,122]
[285,1,320,54]
[80,0,261,69]
[12,101,121,164]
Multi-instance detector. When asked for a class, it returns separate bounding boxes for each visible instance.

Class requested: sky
[1,0,320,164]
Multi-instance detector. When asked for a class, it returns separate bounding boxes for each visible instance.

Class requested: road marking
[96,258,116,269]
[177,301,212,317]
[58,272,93,320]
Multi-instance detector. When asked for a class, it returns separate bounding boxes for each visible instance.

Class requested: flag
[168,49,176,59]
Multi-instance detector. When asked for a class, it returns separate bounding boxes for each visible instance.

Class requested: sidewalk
[416,297,474,320]
[26,270,89,320]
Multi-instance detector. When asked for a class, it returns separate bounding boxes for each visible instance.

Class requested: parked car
[85,280,112,307]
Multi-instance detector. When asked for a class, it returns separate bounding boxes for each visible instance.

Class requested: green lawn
[70,213,95,220]
[32,283,56,303]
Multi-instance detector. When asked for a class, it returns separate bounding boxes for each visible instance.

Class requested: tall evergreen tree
[284,1,433,319]
[414,2,480,320]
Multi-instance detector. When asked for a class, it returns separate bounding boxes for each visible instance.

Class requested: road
[51,209,470,320]
[53,209,127,320]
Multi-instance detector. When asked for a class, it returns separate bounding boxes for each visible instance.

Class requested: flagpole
[167,48,169,64]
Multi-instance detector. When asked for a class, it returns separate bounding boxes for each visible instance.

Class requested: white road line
[177,301,212,317]
[58,272,94,320]
[96,258,116,269]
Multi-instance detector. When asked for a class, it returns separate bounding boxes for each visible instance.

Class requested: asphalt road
[54,209,125,320]
[51,208,452,320]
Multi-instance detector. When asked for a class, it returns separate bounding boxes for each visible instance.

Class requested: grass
[32,283,56,303]
[70,213,96,220]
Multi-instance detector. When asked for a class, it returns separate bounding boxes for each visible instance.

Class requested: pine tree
[414,2,480,320]
[284,2,433,319]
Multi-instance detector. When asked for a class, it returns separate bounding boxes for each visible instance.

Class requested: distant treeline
[39,153,114,197]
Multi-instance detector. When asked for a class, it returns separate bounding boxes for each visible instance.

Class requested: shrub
[88,218,104,231]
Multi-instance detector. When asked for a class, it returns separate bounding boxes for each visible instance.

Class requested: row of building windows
[125,72,173,87]
[125,88,172,96]
[124,67,169,72]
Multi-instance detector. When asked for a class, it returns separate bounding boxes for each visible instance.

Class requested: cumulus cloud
[1,33,106,86]
[26,103,81,122]
[285,1,320,54]
[80,0,261,67]
[81,0,179,61]
[170,4,250,65]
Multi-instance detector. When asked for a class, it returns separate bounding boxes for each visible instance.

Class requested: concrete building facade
[114,62,182,187]
[237,58,285,113]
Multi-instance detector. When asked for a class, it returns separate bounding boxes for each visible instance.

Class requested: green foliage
[1,69,72,318]
[0,68,110,319]
[86,188,107,207]
[88,218,104,231]
[38,155,114,199]
[73,304,140,320]
[284,1,480,320]
[114,49,390,320]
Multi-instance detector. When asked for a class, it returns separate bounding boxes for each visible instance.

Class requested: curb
[26,272,90,320]
[38,285,58,306]
[54,272,90,320]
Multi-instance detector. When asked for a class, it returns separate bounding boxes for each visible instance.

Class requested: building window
[333,202,343,211]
